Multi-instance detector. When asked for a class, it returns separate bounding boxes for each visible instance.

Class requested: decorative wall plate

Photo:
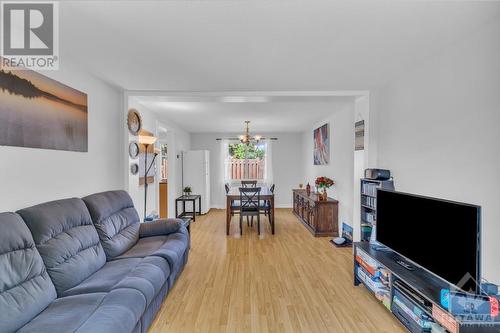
[130,163,139,175]
[129,141,140,159]
[127,109,142,135]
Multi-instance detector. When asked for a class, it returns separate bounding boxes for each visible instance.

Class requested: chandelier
[239,121,261,145]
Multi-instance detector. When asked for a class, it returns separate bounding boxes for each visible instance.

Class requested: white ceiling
[60,1,499,133]
[60,1,500,91]
[133,95,354,132]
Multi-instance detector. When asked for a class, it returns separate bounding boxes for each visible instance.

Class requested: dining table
[225,185,275,235]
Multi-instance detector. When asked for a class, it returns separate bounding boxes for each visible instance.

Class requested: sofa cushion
[0,212,57,333]
[115,226,190,288]
[140,283,169,333]
[116,235,169,259]
[169,248,189,288]
[62,256,169,308]
[117,227,189,269]
[148,227,189,267]
[17,198,106,296]
[82,191,140,259]
[17,289,146,333]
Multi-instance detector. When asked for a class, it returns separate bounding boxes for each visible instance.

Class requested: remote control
[396,259,414,271]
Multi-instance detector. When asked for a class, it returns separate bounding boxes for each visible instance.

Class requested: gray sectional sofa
[0,190,190,333]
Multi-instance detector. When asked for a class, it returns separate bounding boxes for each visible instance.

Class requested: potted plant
[315,177,334,201]
[183,186,192,196]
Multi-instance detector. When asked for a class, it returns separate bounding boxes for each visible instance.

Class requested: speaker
[365,169,391,180]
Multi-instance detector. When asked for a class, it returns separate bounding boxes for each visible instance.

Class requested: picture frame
[129,141,140,159]
[355,120,365,151]
[313,123,329,165]
[0,62,88,152]
[130,163,139,175]
[127,108,142,135]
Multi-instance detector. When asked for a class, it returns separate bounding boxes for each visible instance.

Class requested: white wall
[190,132,303,208]
[375,19,500,283]
[302,104,355,232]
[353,95,370,241]
[126,99,191,218]
[0,60,124,211]
[166,125,191,217]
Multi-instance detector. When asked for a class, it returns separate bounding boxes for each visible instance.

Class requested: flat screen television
[376,189,481,293]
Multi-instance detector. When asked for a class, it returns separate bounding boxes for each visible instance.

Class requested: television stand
[354,242,500,332]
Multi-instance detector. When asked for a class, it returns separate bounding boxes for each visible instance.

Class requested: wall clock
[130,163,139,175]
[127,109,142,135]
[129,141,140,159]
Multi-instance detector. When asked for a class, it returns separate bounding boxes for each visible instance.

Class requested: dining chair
[241,180,258,220]
[262,184,275,217]
[239,187,261,235]
[225,183,240,216]
[241,180,257,188]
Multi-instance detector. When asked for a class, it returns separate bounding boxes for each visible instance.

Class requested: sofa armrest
[139,218,182,238]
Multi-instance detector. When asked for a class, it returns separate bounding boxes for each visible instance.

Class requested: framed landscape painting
[313,123,329,165]
[0,62,88,152]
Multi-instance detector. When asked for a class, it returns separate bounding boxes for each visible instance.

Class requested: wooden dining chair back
[239,187,261,235]
[226,183,239,216]
[241,180,257,188]
[263,184,275,218]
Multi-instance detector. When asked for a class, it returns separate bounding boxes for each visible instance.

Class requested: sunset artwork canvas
[313,123,329,165]
[0,61,88,152]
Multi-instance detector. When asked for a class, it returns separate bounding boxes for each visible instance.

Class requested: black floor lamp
[139,133,158,222]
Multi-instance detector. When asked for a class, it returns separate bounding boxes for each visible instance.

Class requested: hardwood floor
[149,209,405,333]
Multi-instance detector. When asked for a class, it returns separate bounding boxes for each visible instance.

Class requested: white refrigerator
[182,150,210,214]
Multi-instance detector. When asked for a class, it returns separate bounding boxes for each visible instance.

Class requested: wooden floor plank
[148,209,405,333]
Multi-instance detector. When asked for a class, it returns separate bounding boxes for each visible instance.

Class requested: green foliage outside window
[229,143,265,160]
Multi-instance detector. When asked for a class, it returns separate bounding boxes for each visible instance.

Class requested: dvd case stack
[392,287,434,333]
[361,211,376,223]
[355,249,391,309]
[361,196,377,209]
[362,182,379,197]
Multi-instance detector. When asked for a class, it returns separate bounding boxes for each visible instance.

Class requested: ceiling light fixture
[239,121,262,145]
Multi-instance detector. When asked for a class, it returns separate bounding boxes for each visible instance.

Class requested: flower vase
[317,188,326,201]
[322,188,328,201]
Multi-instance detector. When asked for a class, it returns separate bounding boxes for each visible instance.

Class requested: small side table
[175,194,201,222]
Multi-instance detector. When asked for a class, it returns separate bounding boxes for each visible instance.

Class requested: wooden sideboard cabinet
[292,189,339,237]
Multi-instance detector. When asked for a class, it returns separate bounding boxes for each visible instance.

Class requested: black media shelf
[354,242,500,332]
[360,178,395,241]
